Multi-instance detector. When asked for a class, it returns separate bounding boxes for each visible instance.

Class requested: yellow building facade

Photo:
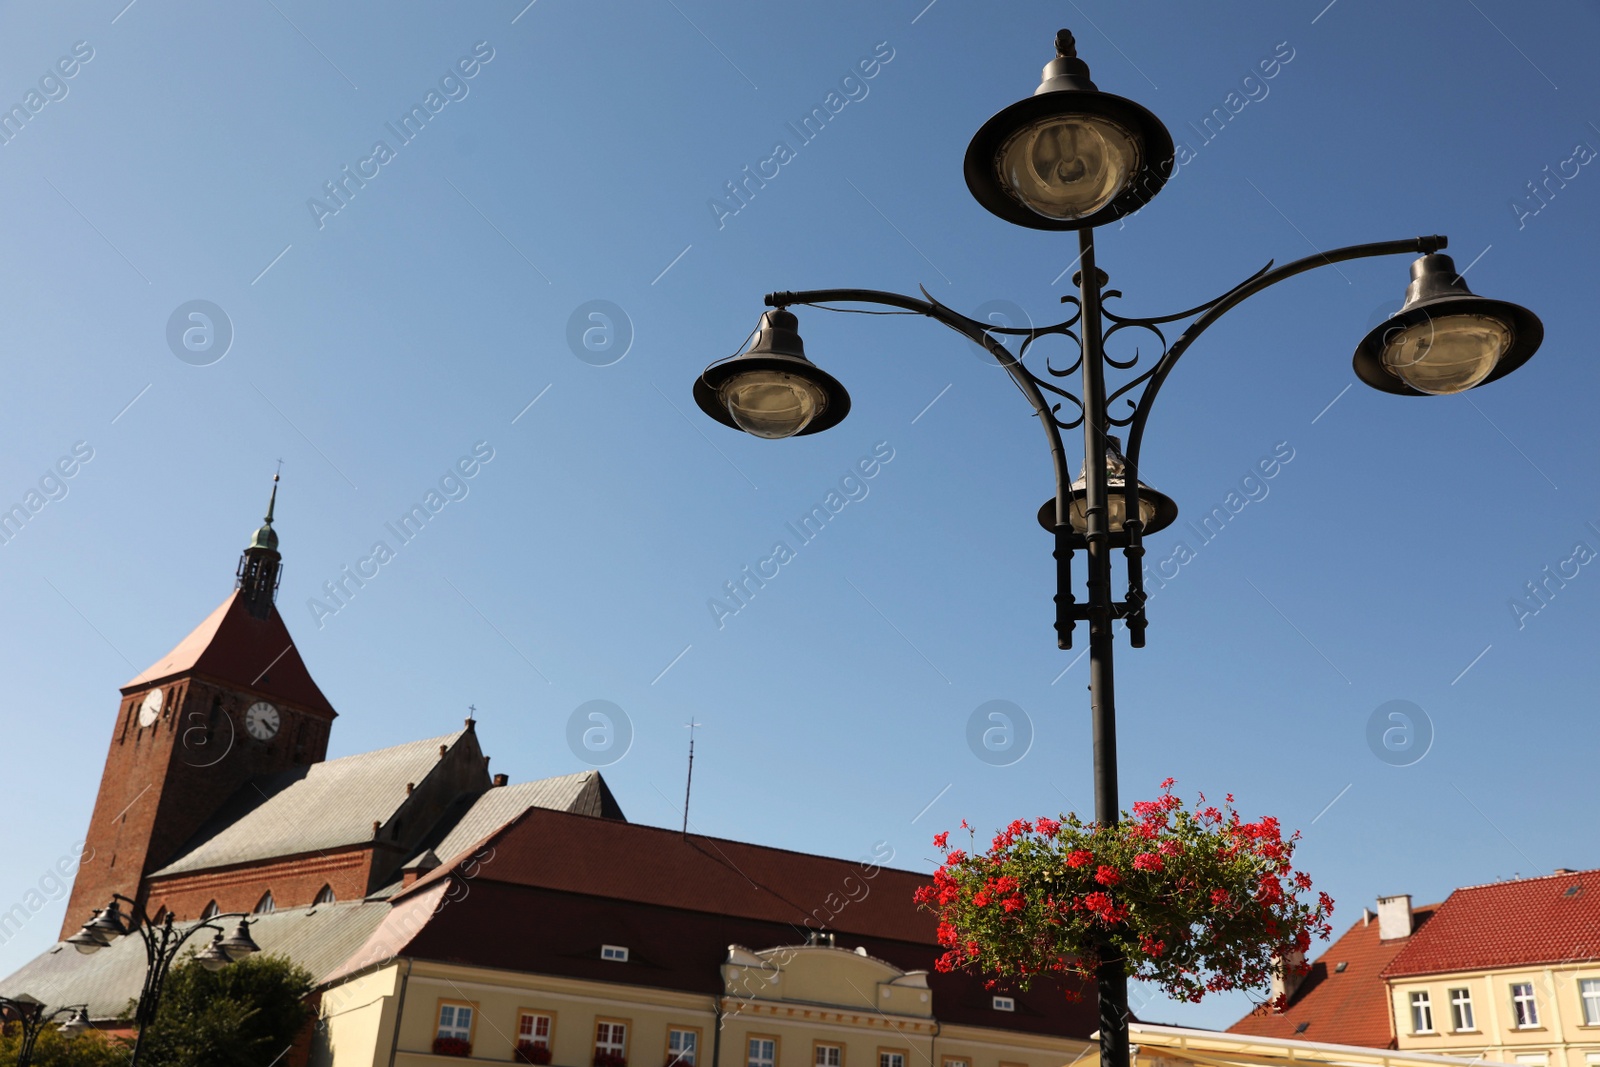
[1388,962,1600,1067]
[316,943,1096,1067]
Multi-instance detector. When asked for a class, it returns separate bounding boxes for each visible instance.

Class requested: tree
[127,954,315,1067]
[0,1023,128,1067]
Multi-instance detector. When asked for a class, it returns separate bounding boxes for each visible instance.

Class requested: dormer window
[200,900,219,920]
[313,885,336,906]
[992,996,1015,1012]
[253,891,275,915]
[601,944,629,962]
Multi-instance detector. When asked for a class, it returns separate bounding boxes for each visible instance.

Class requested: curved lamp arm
[764,287,1077,519]
[1120,234,1446,472]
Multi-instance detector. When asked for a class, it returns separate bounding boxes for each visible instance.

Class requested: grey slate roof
[0,900,390,1020]
[369,772,618,897]
[152,731,468,876]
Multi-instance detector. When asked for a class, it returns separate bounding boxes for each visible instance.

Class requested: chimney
[492,773,508,787]
[1362,907,1374,926]
[1377,894,1413,940]
[401,849,442,886]
[405,782,414,795]
[438,744,447,758]
[1270,949,1307,1009]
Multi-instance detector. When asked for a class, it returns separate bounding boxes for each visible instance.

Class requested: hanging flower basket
[914,779,1334,1005]
[594,1052,628,1067]
[517,1043,554,1064]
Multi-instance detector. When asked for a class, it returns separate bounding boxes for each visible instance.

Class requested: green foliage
[127,954,315,1067]
[0,1022,128,1067]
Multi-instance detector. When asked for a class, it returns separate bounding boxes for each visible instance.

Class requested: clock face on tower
[137,688,164,727]
[244,701,281,741]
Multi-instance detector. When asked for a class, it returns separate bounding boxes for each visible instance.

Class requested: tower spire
[237,470,283,618]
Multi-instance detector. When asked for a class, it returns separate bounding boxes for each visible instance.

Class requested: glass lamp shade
[965,30,1173,231]
[196,934,232,972]
[66,928,110,954]
[1354,254,1542,396]
[1379,313,1512,395]
[997,113,1141,221]
[58,1008,92,1038]
[695,309,850,438]
[719,370,829,439]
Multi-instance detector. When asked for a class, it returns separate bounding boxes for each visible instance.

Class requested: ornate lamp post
[0,995,91,1067]
[692,30,1542,1067]
[65,895,260,1066]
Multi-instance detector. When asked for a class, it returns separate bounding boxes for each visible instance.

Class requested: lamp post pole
[694,30,1543,1067]
[64,894,260,1067]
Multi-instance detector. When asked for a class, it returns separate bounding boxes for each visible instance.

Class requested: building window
[668,1029,700,1067]
[879,1051,907,1067]
[992,996,1015,1011]
[1512,983,1540,1028]
[816,1046,842,1067]
[253,891,275,915]
[519,1012,553,1050]
[596,1020,628,1065]
[313,885,336,906]
[1450,988,1475,1031]
[1513,1056,1548,1067]
[1411,991,1435,1033]
[1582,978,1600,1026]
[601,944,630,962]
[748,1037,777,1067]
[942,1060,968,1067]
[199,900,218,920]
[437,1003,474,1042]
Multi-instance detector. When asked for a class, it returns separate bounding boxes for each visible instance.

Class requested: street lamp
[65,894,260,1066]
[0,995,91,1067]
[692,28,1543,1067]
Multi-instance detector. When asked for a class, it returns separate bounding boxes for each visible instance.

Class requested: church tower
[62,480,338,937]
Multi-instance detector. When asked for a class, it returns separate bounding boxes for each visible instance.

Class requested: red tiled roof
[1228,905,1437,1049]
[378,807,1099,1037]
[1383,870,1600,977]
[123,590,336,716]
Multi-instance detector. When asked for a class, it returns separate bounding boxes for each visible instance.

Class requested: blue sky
[2,0,1597,1032]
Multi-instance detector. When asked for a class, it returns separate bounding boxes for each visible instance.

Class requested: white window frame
[596,1020,628,1059]
[519,1012,553,1050]
[816,1046,842,1067]
[601,944,630,962]
[1512,982,1541,1028]
[992,996,1015,1011]
[749,1037,777,1067]
[669,1029,699,1067]
[878,1054,905,1067]
[1449,987,1476,1031]
[1411,990,1435,1033]
[1581,978,1600,1026]
[438,1003,473,1041]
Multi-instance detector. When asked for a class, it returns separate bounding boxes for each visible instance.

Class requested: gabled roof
[124,590,335,716]
[1229,905,1437,1048]
[0,899,390,1021]
[368,771,624,896]
[330,808,1099,1038]
[151,730,471,875]
[1384,869,1600,977]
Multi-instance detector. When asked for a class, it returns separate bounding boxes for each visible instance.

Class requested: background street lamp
[694,28,1542,1067]
[65,895,260,1066]
[0,995,91,1067]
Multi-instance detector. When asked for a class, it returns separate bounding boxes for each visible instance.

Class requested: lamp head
[1354,254,1542,395]
[58,1007,92,1038]
[965,30,1174,230]
[219,917,261,961]
[1038,435,1178,543]
[196,932,233,972]
[695,309,851,439]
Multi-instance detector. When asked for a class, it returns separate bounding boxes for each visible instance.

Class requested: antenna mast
[682,720,702,836]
